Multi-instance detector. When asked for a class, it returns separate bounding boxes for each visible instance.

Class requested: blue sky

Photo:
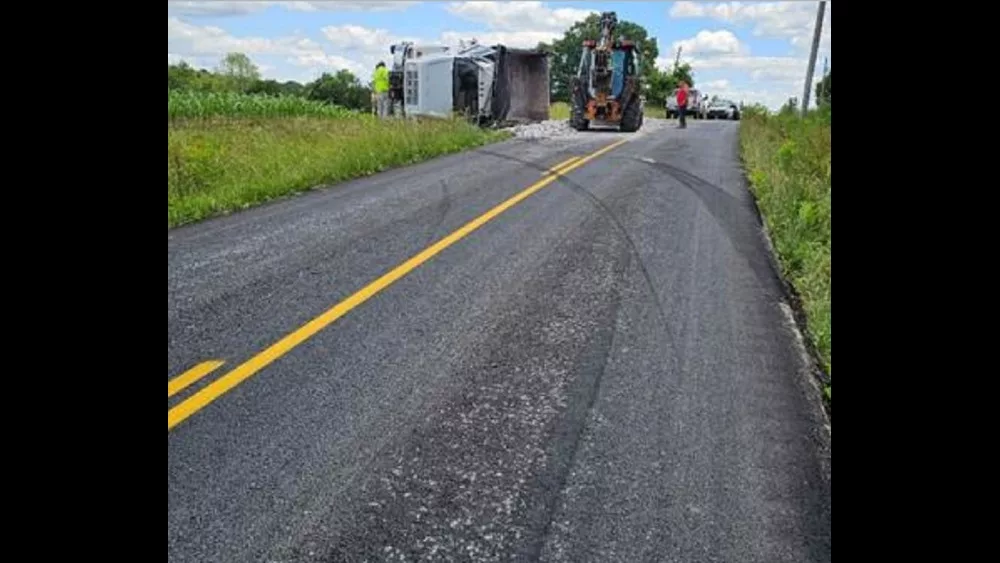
[168,1,831,110]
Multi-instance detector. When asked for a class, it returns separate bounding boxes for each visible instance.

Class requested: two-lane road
[167,120,831,562]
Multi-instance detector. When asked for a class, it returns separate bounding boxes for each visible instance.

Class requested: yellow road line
[542,155,581,176]
[168,361,225,398]
[168,137,630,431]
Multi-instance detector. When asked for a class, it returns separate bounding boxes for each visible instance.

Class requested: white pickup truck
[665,87,703,119]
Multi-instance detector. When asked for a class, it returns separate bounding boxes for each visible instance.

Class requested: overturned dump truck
[388,42,550,125]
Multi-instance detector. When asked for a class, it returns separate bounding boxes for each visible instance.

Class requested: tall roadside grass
[550,102,571,120]
[169,90,356,119]
[740,107,831,403]
[168,91,510,228]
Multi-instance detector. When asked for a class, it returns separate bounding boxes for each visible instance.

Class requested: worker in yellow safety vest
[372,61,390,118]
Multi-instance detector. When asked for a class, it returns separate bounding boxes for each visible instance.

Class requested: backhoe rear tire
[570,103,590,131]
[619,97,642,132]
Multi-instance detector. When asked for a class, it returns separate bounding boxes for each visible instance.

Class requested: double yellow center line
[167,138,629,431]
[543,155,581,176]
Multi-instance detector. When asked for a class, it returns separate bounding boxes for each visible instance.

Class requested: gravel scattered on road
[505,118,673,140]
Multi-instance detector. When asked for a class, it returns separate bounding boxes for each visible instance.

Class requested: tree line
[779,68,831,116]
[168,53,372,111]
[815,68,831,107]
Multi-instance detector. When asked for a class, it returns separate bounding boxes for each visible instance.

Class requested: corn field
[168,91,357,119]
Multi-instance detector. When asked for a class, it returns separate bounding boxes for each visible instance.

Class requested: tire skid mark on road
[168,138,629,432]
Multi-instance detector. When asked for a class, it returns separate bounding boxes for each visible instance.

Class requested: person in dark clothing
[677,81,689,129]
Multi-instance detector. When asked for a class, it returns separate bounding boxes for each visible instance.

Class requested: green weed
[168,113,509,227]
[740,108,831,400]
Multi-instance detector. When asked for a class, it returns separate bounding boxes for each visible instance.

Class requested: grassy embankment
[168,91,510,228]
[167,94,671,229]
[739,107,831,403]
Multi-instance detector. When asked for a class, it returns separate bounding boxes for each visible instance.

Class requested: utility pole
[674,45,682,71]
[801,1,826,116]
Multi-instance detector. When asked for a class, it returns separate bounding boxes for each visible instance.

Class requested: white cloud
[321,22,555,65]
[668,1,705,18]
[439,30,560,49]
[657,30,803,81]
[322,25,398,52]
[320,25,426,71]
[689,54,805,81]
[167,1,420,17]
[670,1,818,35]
[707,69,813,111]
[655,25,822,111]
[669,1,830,58]
[283,1,421,12]
[670,29,745,58]
[322,24,559,57]
[168,16,366,81]
[167,1,271,17]
[445,1,595,32]
[439,1,595,50]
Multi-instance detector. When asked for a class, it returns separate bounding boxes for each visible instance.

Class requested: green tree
[279,81,306,97]
[645,69,675,107]
[217,52,260,92]
[814,68,831,107]
[248,79,280,96]
[643,61,695,107]
[168,62,231,92]
[780,97,799,115]
[305,69,370,110]
[168,61,197,90]
[537,13,659,103]
[670,61,694,88]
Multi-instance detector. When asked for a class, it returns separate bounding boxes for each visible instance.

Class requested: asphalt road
[167,119,831,563]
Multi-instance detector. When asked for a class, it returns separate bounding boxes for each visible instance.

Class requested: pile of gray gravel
[504,117,670,140]
[505,120,580,139]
